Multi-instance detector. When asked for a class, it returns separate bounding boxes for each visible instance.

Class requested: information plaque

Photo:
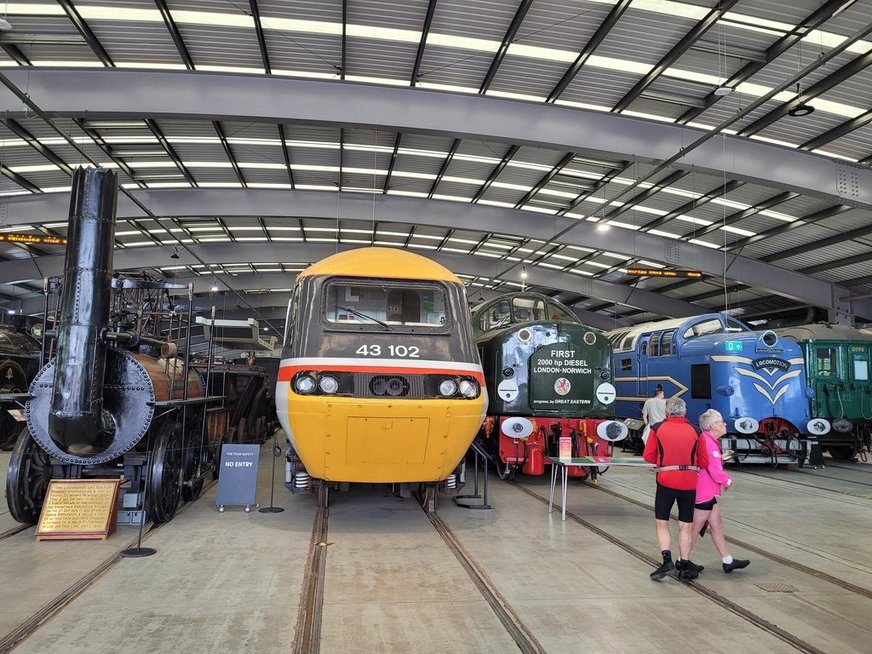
[35,479,121,541]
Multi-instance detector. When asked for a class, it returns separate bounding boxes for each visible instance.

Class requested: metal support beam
[6,70,871,209]
[0,189,866,318]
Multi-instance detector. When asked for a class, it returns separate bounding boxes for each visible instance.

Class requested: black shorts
[694,497,717,511]
[655,484,696,522]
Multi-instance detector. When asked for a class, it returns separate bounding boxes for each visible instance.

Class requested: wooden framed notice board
[35,479,121,541]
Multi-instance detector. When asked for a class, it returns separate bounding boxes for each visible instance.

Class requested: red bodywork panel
[494,416,614,477]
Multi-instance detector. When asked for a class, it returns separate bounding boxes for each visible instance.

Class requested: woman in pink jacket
[690,409,750,573]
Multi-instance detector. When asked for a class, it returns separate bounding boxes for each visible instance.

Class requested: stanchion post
[122,450,157,558]
[259,429,284,514]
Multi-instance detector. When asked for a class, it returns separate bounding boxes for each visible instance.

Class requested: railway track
[426,509,545,654]
[735,468,872,501]
[549,476,872,602]
[291,487,329,654]
[291,486,546,654]
[0,481,216,654]
[0,524,29,542]
[824,462,872,474]
[510,481,826,654]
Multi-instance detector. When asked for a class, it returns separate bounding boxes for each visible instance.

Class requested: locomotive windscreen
[324,281,447,329]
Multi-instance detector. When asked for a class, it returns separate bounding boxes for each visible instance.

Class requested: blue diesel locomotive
[606,314,830,465]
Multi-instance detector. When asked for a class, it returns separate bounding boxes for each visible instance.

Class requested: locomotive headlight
[439,379,458,397]
[319,375,339,394]
[294,374,316,394]
[459,379,479,398]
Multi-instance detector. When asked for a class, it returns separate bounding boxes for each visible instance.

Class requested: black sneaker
[685,560,704,573]
[723,559,750,573]
[650,560,674,581]
[677,561,699,580]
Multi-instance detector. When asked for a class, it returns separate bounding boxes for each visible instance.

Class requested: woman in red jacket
[689,409,750,573]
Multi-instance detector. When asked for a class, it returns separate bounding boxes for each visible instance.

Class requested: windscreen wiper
[338,305,389,329]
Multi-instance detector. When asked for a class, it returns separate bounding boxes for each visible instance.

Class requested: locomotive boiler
[774,323,872,461]
[471,292,626,480]
[606,313,830,465]
[276,247,487,509]
[5,167,221,525]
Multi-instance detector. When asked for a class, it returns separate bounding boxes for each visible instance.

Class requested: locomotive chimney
[48,167,118,454]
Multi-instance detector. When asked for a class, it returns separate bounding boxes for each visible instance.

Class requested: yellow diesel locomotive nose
[286,394,486,483]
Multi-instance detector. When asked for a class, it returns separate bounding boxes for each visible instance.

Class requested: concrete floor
[0,446,870,653]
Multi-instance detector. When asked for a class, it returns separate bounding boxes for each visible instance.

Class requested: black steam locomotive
[5,167,223,525]
[0,319,42,450]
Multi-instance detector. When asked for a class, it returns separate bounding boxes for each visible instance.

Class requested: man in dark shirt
[643,397,709,581]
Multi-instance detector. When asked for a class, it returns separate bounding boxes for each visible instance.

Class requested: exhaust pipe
[48,167,118,454]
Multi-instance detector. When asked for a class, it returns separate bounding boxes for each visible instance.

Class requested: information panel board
[35,479,120,541]
[216,443,260,512]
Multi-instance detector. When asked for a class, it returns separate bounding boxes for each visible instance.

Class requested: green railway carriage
[774,324,872,461]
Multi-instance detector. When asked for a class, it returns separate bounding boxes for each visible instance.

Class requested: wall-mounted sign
[626,268,702,279]
[0,233,67,246]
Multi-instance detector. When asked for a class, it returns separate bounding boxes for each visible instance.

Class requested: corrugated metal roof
[0,0,870,328]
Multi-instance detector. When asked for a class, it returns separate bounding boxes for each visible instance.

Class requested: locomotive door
[847,343,870,416]
[814,345,840,418]
[638,333,654,399]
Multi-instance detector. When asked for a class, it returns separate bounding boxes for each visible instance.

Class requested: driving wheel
[6,427,53,524]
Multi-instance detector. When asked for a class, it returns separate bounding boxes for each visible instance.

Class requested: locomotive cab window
[725,317,748,332]
[283,285,300,348]
[660,331,675,356]
[512,297,545,322]
[487,301,512,329]
[682,318,723,339]
[649,334,660,357]
[816,347,838,376]
[324,281,448,331]
[547,302,575,322]
[851,352,869,381]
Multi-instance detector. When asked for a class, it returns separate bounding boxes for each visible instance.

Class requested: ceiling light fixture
[170,246,180,259]
[713,85,733,97]
[0,18,12,32]
[788,102,815,117]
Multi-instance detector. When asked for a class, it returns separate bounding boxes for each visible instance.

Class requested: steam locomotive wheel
[827,445,858,461]
[6,427,53,524]
[181,417,208,502]
[147,423,183,523]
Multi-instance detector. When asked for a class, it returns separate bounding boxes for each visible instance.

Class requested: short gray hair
[664,397,687,417]
[698,409,723,432]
